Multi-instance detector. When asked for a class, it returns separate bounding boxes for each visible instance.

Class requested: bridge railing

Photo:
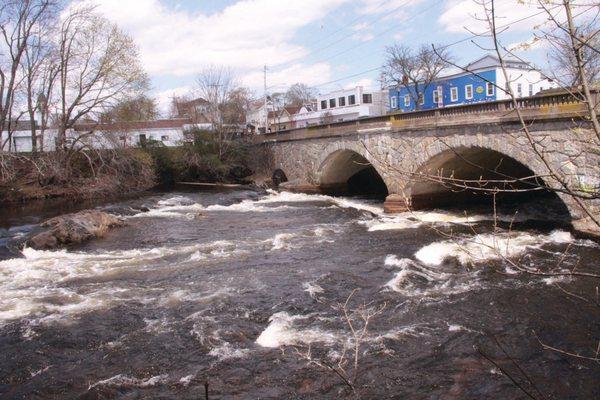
[255,89,597,142]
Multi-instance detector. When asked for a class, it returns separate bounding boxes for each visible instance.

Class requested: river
[0,188,598,399]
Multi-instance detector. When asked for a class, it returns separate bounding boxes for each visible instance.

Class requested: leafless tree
[383,44,453,110]
[54,4,149,148]
[19,2,59,152]
[284,83,317,107]
[0,0,56,150]
[549,25,600,87]
[100,95,158,124]
[196,66,251,158]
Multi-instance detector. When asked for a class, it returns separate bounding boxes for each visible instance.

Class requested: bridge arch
[271,169,288,186]
[404,145,571,219]
[317,147,389,198]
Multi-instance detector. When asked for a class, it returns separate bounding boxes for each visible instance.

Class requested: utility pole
[264,65,269,133]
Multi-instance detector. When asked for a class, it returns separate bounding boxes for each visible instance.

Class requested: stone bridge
[255,92,600,234]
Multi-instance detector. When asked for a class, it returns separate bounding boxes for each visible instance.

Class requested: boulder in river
[28,210,125,249]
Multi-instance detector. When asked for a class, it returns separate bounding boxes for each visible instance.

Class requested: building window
[404,95,410,107]
[320,100,327,109]
[329,98,336,108]
[348,94,356,105]
[362,93,372,103]
[432,89,439,104]
[338,97,346,106]
[529,84,533,96]
[390,96,397,109]
[450,87,458,102]
[486,82,494,96]
[517,83,522,97]
[465,84,473,100]
[161,135,169,141]
[419,94,424,105]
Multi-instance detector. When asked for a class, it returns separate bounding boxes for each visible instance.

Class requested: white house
[246,100,276,134]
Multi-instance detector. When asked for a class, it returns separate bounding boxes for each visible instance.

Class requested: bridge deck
[254,91,596,143]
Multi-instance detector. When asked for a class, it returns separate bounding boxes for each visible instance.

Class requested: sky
[75,0,597,114]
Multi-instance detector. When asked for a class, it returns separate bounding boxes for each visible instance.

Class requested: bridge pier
[383,194,411,213]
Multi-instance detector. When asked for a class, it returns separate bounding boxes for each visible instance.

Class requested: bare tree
[100,95,158,123]
[383,44,452,110]
[54,5,149,148]
[0,0,56,150]
[196,66,250,158]
[284,83,317,107]
[549,26,599,87]
[20,2,59,152]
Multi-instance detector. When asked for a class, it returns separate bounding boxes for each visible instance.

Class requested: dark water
[0,189,598,399]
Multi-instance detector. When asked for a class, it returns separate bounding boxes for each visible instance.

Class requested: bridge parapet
[254,90,597,143]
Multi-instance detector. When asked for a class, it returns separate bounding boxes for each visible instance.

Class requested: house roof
[465,53,530,70]
[283,106,300,115]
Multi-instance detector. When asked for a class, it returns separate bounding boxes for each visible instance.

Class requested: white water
[90,373,169,389]
[0,226,338,324]
[414,230,574,266]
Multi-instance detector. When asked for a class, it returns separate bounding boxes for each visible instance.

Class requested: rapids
[0,188,598,398]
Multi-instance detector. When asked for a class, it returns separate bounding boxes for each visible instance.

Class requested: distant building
[173,97,211,124]
[2,119,197,153]
[270,106,300,131]
[388,54,556,113]
[292,86,388,129]
[246,100,276,134]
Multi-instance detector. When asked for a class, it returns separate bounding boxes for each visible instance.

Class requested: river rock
[28,210,125,249]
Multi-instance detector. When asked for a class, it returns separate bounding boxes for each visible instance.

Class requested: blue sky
[82,0,595,113]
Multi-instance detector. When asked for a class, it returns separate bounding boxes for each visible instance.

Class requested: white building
[1,119,193,153]
[246,100,276,134]
[295,86,388,128]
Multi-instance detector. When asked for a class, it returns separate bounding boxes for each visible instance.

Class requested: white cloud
[438,0,561,35]
[352,22,370,31]
[83,0,348,77]
[344,78,374,89]
[352,32,375,42]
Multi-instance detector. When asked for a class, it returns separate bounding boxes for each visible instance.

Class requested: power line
[272,0,421,72]
[309,3,582,91]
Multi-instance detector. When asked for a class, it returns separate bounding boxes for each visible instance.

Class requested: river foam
[414,230,574,266]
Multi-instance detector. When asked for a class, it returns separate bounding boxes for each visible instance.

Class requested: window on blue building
[404,95,410,107]
[390,96,397,109]
[465,84,473,100]
[486,82,494,96]
[432,89,439,104]
[450,87,458,102]
[419,94,424,105]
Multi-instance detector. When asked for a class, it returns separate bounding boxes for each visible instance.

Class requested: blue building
[388,55,553,113]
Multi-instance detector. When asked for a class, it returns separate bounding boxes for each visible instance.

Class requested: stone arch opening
[272,169,288,186]
[319,149,388,199]
[409,146,571,218]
